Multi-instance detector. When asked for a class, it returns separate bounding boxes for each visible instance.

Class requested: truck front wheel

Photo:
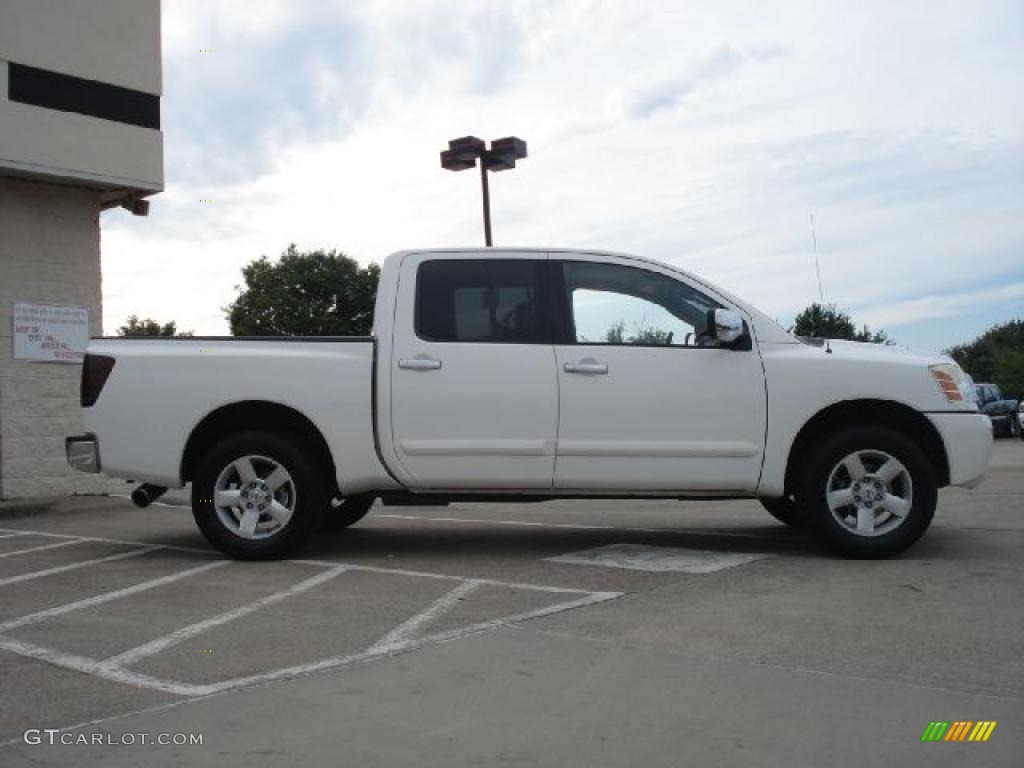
[796,427,937,558]
[192,430,327,560]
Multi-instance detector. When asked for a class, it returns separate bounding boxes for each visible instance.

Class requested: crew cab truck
[67,248,993,560]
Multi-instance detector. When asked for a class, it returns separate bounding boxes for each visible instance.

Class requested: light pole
[440,136,527,247]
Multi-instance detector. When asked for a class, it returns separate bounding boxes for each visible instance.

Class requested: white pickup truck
[67,248,992,559]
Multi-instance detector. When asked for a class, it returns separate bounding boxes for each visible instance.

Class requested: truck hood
[809,338,951,367]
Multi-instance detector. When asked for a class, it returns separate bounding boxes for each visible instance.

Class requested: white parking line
[547,543,770,573]
[0,523,611,595]
[0,560,229,633]
[294,558,620,596]
[105,565,349,667]
[0,526,623,703]
[400,589,622,655]
[368,579,483,655]
[375,512,774,540]
[66,498,778,541]
[0,587,621,699]
[0,538,90,559]
[0,532,32,539]
[200,588,622,695]
[106,495,775,543]
[0,587,617,704]
[0,587,616,724]
[0,634,211,697]
[0,527,209,554]
[0,546,161,588]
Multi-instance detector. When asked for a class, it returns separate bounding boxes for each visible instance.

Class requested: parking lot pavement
[0,441,1022,766]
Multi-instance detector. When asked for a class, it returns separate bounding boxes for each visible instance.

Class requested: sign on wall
[13,303,89,363]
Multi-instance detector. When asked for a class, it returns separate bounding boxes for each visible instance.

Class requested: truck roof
[389,246,646,259]
[385,247,801,346]
[387,247,699,283]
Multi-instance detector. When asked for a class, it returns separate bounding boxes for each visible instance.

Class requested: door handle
[564,359,608,375]
[398,356,442,371]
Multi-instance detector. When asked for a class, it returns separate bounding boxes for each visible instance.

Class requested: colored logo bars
[921,721,997,742]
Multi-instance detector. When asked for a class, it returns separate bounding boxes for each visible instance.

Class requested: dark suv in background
[975,383,1022,438]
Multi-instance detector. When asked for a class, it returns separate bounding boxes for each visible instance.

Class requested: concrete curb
[0,498,61,520]
[0,495,122,521]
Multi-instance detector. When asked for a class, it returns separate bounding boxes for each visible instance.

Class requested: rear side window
[415,259,547,343]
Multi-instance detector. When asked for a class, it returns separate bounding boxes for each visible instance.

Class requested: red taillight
[81,354,115,407]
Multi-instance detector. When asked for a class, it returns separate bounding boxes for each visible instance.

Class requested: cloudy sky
[101,0,1024,352]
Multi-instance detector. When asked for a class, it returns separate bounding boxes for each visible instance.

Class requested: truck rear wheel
[192,430,327,560]
[796,427,936,558]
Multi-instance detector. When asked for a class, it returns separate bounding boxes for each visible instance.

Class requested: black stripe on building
[8,62,160,130]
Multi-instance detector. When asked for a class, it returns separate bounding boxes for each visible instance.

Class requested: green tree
[225,245,380,336]
[792,303,890,343]
[604,318,674,345]
[946,319,1024,400]
[993,348,1024,401]
[605,320,626,344]
[117,315,190,337]
[630,318,674,345]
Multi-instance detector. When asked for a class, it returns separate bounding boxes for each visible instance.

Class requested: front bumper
[926,413,992,489]
[66,434,101,474]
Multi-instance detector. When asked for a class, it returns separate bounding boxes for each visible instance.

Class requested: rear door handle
[398,356,442,371]
[564,359,608,375]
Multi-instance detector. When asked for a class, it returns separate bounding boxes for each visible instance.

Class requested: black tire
[1009,414,1021,439]
[192,430,328,560]
[796,426,937,558]
[759,496,804,527]
[322,494,376,531]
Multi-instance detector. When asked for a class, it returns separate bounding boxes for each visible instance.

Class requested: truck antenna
[810,212,832,353]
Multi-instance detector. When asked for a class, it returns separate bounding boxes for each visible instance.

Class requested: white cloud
[858,282,1024,329]
[103,1,1024,349]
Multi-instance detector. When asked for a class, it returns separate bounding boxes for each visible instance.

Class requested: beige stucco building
[0,0,163,498]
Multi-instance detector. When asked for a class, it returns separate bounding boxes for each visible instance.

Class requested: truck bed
[83,336,392,493]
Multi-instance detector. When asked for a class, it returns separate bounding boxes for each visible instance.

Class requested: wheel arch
[783,399,950,495]
[181,400,339,496]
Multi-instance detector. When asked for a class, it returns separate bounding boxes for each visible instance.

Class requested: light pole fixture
[440,135,527,247]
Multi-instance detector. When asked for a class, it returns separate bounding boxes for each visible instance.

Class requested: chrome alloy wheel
[213,455,297,540]
[825,449,913,537]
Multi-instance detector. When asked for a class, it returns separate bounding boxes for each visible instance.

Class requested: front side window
[416,259,546,343]
[561,261,721,347]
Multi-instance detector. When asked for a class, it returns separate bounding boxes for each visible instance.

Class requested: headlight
[929,364,977,406]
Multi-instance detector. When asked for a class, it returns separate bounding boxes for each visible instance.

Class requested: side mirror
[707,308,748,348]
